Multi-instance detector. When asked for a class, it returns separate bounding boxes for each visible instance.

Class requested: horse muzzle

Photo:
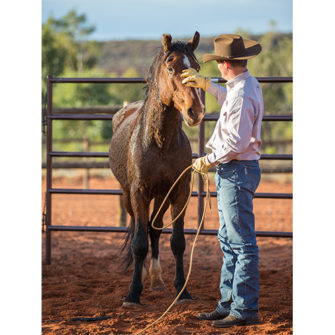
[183,108,205,127]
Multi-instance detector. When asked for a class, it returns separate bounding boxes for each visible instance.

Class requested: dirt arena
[42,175,292,334]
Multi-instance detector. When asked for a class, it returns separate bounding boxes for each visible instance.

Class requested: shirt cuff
[206,153,216,165]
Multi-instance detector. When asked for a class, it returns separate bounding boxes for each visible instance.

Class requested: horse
[109,31,205,307]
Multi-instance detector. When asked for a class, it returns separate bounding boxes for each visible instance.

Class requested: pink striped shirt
[205,70,264,165]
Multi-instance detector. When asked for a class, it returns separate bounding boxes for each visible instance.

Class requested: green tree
[101,67,146,140]
[52,68,121,141]
[111,67,145,103]
[42,10,100,88]
[50,10,98,72]
[42,19,70,94]
[42,10,107,143]
[248,27,293,143]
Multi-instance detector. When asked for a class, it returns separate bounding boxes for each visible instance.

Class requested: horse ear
[162,34,172,53]
[187,31,200,51]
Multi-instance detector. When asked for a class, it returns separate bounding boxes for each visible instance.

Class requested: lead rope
[135,165,211,335]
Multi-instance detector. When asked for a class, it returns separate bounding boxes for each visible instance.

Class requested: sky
[42,0,292,41]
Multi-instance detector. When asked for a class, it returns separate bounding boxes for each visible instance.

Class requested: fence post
[198,91,205,228]
[45,75,53,265]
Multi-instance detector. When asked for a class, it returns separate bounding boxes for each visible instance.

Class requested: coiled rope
[135,165,211,335]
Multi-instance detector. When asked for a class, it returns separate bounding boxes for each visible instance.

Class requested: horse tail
[120,219,135,270]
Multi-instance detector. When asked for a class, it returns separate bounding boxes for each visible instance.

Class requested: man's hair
[226,59,248,68]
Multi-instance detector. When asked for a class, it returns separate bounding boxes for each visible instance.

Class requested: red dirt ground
[42,175,292,334]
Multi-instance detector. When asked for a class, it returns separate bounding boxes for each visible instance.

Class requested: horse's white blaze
[182,55,204,111]
[183,55,191,68]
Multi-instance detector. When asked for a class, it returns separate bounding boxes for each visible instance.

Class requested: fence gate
[44,75,293,264]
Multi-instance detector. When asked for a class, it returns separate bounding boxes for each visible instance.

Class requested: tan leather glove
[181,68,211,91]
[193,156,212,174]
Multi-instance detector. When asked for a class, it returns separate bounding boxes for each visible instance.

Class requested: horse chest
[134,156,176,194]
[151,170,176,197]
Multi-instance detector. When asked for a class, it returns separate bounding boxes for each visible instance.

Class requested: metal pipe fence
[44,76,293,264]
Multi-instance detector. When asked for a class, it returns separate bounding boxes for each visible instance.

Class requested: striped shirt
[206,70,264,165]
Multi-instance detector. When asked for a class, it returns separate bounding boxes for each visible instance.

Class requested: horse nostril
[187,108,195,119]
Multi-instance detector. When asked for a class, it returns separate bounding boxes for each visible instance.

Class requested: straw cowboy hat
[203,34,261,63]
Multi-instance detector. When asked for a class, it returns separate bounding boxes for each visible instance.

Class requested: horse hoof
[122,302,142,309]
[150,285,165,292]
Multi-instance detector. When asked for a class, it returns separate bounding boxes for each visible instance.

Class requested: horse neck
[143,85,180,150]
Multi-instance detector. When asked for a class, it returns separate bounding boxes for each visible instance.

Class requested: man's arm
[207,82,227,106]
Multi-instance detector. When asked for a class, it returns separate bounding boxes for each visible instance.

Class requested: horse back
[112,101,144,132]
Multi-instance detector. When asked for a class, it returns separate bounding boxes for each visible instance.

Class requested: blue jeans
[215,160,261,320]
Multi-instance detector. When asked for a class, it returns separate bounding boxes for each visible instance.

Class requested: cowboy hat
[203,34,261,63]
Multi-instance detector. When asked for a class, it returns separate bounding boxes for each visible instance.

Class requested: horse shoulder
[112,101,144,132]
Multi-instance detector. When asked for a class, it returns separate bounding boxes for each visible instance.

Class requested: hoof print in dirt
[175,298,193,305]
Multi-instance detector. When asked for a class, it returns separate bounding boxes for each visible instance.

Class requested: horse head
[155,31,205,127]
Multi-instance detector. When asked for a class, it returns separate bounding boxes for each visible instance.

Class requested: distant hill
[96,33,292,76]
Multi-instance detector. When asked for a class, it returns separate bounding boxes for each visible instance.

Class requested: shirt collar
[226,70,250,89]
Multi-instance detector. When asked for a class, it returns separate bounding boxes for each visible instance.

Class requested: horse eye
[167,56,174,62]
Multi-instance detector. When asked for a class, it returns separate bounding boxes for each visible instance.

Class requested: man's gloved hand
[193,155,212,174]
[181,68,211,91]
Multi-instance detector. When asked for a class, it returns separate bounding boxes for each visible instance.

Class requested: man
[181,34,263,328]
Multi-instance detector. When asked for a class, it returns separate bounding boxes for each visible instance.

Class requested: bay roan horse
[109,31,205,307]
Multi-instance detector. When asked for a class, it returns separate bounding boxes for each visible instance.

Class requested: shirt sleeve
[207,82,227,106]
[206,95,256,164]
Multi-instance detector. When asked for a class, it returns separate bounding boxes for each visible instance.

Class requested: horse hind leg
[120,190,135,267]
[148,196,170,291]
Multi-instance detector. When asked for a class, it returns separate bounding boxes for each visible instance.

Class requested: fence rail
[44,75,293,264]
[49,76,293,84]
[42,161,292,174]
[46,113,292,122]
[47,225,292,238]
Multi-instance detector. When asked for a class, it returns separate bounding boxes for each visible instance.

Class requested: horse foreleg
[149,196,170,291]
[170,193,192,301]
[122,189,147,279]
[123,191,149,307]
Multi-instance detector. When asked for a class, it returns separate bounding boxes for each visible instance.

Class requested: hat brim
[203,39,261,63]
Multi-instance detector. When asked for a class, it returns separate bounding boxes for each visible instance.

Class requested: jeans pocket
[244,166,261,193]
